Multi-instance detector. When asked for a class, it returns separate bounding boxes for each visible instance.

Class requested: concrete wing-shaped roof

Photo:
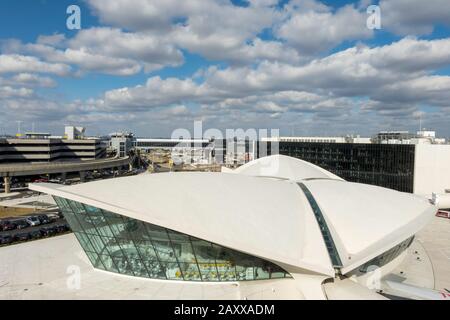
[302,179,436,274]
[29,158,436,277]
[29,172,336,277]
[232,155,343,181]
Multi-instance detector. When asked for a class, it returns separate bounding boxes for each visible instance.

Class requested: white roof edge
[234,155,344,181]
[29,183,65,192]
[340,204,436,274]
[300,179,436,274]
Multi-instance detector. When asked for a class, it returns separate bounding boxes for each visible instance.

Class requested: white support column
[4,176,11,194]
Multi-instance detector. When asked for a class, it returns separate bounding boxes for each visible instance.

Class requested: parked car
[15,220,29,230]
[0,220,16,231]
[55,224,69,233]
[37,215,50,224]
[14,233,30,242]
[29,230,42,240]
[0,234,13,245]
[39,228,50,237]
[47,213,60,222]
[436,210,450,219]
[40,226,57,237]
[25,216,41,227]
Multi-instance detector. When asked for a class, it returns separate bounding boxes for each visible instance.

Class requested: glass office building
[264,142,415,193]
[54,197,291,282]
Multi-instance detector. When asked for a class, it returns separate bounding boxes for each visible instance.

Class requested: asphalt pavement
[0,211,70,245]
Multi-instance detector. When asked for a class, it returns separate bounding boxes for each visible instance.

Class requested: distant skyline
[1,0,450,137]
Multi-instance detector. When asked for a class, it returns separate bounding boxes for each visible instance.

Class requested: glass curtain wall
[54,196,291,282]
[264,142,415,193]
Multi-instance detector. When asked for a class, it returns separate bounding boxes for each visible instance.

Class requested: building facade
[265,141,416,193]
[0,138,106,164]
[109,132,134,158]
[54,196,290,282]
[134,138,214,165]
[64,126,86,140]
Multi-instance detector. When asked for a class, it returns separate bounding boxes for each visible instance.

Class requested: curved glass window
[54,197,291,282]
[358,236,414,273]
[297,183,343,268]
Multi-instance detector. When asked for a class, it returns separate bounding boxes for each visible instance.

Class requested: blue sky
[0,0,449,137]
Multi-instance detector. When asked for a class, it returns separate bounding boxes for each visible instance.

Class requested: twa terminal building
[29,155,437,300]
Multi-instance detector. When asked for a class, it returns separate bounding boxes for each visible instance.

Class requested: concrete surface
[416,216,450,291]
[390,216,450,292]
[0,234,243,300]
[0,193,56,209]
[0,216,448,300]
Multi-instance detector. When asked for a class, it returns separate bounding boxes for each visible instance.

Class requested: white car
[25,216,41,227]
[46,213,60,222]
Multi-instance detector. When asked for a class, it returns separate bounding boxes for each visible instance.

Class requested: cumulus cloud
[2,28,184,76]
[0,73,56,88]
[87,0,276,35]
[36,34,66,47]
[380,0,450,35]
[86,0,301,65]
[275,0,372,55]
[1,0,450,136]
[0,54,70,75]
[91,37,450,124]
[68,28,184,72]
[0,86,34,98]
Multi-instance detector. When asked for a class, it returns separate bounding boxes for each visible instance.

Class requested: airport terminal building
[29,155,437,299]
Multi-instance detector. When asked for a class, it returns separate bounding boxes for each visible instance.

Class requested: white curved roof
[29,156,436,277]
[231,155,343,181]
[302,179,435,274]
[30,173,335,276]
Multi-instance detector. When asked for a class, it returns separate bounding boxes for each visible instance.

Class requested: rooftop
[29,155,436,277]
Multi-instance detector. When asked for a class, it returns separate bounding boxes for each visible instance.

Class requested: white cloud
[380,0,450,35]
[1,0,450,136]
[68,27,184,72]
[36,34,66,47]
[276,1,372,55]
[92,37,450,124]
[86,0,298,65]
[11,73,56,87]
[373,75,450,107]
[0,86,34,98]
[0,54,70,76]
[2,28,184,76]
[0,73,56,88]
[87,0,276,35]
